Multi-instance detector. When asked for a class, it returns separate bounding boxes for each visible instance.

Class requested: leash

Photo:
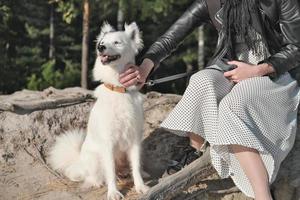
[144,71,197,86]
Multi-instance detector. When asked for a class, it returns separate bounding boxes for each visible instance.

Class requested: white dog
[48,22,149,200]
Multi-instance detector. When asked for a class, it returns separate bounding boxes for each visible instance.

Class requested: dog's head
[96,22,143,67]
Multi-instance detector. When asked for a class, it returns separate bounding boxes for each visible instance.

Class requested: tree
[49,3,55,59]
[117,0,124,30]
[0,0,218,94]
[81,0,89,89]
[198,26,204,70]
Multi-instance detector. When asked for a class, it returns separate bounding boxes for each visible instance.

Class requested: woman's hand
[223,60,275,83]
[119,58,154,89]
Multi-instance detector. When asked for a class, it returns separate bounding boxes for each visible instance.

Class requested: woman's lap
[161,67,300,197]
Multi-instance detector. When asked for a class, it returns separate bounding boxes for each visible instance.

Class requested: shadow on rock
[141,127,189,179]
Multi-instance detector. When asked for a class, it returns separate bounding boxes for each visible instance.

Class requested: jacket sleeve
[262,0,300,77]
[143,0,210,72]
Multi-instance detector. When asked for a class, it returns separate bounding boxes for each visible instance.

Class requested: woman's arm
[143,0,210,73]
[260,0,300,78]
[224,0,300,83]
[119,0,210,88]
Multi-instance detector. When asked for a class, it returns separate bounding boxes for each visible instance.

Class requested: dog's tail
[48,130,86,181]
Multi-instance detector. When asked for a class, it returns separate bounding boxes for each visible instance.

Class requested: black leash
[145,71,197,86]
[92,71,197,88]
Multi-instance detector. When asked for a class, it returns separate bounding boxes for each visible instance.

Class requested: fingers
[226,76,239,83]
[227,60,241,66]
[223,69,235,78]
[119,64,138,79]
[119,64,145,88]
[119,71,140,87]
[227,60,253,68]
[223,68,239,83]
[122,76,140,88]
[119,64,139,85]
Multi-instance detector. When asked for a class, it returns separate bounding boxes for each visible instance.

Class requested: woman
[119,0,300,199]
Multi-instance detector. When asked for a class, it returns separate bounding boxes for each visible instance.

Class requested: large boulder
[0,87,299,200]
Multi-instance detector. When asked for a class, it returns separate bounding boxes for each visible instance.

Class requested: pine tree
[0,0,217,94]
[81,0,89,89]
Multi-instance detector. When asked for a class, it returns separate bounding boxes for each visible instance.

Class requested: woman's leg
[188,133,273,199]
[188,132,206,151]
[162,69,233,174]
[230,145,272,200]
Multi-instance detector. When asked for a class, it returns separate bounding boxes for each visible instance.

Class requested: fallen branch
[0,87,95,112]
[23,147,67,185]
[139,147,215,200]
[3,96,94,112]
[210,186,240,194]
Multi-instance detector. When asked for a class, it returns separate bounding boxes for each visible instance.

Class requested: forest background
[0,0,218,95]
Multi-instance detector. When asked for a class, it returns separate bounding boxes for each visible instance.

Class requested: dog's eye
[114,41,121,45]
[100,41,104,45]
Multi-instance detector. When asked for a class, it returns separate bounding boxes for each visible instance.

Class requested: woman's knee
[219,93,246,113]
[188,70,220,89]
[219,90,254,115]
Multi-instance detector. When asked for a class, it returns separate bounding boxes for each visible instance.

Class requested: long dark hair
[222,0,264,59]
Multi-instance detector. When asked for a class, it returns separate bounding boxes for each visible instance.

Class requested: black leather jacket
[144,0,300,84]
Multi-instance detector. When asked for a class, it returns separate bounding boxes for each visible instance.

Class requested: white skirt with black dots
[160,67,300,197]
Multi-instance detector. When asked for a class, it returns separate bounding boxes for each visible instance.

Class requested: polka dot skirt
[161,68,300,197]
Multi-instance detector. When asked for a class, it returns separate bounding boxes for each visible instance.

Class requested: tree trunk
[81,0,90,89]
[49,3,55,59]
[117,0,125,30]
[198,26,204,70]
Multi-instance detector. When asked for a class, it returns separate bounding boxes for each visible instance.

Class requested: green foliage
[140,0,189,20]
[0,0,217,94]
[27,59,80,90]
[0,5,11,25]
[56,0,80,24]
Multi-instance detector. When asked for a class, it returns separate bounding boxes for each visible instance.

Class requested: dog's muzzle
[97,44,106,53]
[99,54,121,65]
[97,44,121,65]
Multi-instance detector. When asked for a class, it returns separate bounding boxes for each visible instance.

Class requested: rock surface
[0,87,299,200]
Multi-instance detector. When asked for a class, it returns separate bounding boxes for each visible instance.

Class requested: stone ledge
[0,87,299,200]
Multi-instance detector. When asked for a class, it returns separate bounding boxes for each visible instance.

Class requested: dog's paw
[81,176,104,189]
[107,189,124,200]
[135,184,150,194]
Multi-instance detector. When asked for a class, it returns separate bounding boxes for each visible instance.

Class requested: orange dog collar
[104,83,126,93]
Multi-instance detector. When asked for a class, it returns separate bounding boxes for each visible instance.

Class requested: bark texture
[81,0,90,89]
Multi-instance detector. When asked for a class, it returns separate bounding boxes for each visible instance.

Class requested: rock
[0,87,299,200]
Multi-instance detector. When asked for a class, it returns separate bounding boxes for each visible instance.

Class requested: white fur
[124,22,143,52]
[97,21,115,42]
[48,22,148,200]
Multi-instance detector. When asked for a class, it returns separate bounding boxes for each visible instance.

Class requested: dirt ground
[0,149,252,200]
[1,89,299,200]
[0,149,151,200]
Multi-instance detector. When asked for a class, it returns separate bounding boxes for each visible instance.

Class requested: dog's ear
[97,21,115,42]
[125,22,143,51]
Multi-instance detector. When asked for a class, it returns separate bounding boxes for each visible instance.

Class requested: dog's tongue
[101,55,109,63]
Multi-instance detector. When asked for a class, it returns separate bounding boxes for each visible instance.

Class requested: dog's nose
[97,45,106,52]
